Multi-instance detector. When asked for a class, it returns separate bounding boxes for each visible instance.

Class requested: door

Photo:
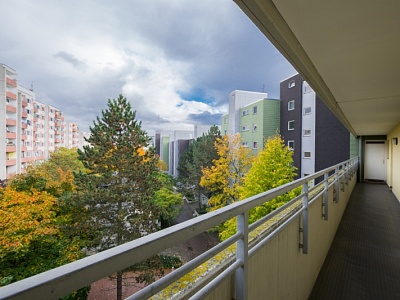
[364,141,386,181]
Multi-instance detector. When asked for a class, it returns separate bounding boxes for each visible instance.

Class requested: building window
[288,80,296,88]
[253,106,257,114]
[253,142,258,149]
[288,140,294,150]
[288,120,295,130]
[26,109,31,114]
[304,107,312,114]
[224,130,227,135]
[288,100,295,111]
[304,129,311,136]
[242,125,249,131]
[304,151,311,158]
[242,109,249,116]
[224,117,228,124]
[242,142,249,148]
[253,124,257,132]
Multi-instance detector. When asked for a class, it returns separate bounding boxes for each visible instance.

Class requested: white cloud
[0,0,295,133]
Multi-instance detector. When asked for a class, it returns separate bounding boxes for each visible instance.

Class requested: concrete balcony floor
[309,183,400,299]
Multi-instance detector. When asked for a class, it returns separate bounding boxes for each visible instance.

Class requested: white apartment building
[0,63,84,180]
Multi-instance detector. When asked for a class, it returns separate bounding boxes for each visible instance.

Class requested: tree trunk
[117,271,123,300]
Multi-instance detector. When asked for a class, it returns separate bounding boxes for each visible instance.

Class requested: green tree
[177,125,221,208]
[200,133,253,211]
[219,134,299,240]
[75,95,162,300]
[151,172,183,227]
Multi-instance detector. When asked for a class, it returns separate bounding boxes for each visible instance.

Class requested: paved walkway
[309,183,400,299]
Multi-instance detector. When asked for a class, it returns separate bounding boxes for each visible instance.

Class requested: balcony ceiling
[235,0,400,137]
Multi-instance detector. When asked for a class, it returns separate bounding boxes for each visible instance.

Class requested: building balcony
[21,134,28,140]
[21,122,27,129]
[22,111,28,118]
[6,145,16,152]
[6,132,17,139]
[6,118,17,126]
[6,159,17,166]
[6,77,17,87]
[6,91,17,100]
[22,100,28,107]
[6,104,17,113]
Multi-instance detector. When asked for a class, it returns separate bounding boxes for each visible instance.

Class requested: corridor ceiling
[234,0,400,137]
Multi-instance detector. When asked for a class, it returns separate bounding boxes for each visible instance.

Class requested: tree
[177,125,221,208]
[200,133,253,211]
[219,134,299,240]
[9,147,85,197]
[151,173,183,227]
[75,95,162,300]
[0,187,89,298]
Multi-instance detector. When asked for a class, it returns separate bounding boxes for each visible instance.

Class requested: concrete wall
[387,123,400,201]
[203,172,357,300]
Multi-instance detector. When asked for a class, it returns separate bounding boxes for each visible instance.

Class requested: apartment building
[221,90,280,155]
[280,73,351,179]
[0,63,84,180]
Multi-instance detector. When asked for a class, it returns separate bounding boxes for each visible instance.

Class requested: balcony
[22,111,28,118]
[6,77,17,87]
[6,132,17,139]
[6,159,17,166]
[22,100,28,107]
[6,91,17,100]
[6,104,17,113]
[6,118,16,126]
[6,145,16,152]
[21,122,27,129]
[1,159,364,299]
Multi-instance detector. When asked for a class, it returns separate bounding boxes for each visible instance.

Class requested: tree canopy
[200,133,253,211]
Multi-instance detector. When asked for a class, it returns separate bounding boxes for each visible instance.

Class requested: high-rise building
[221,90,281,155]
[0,63,84,180]
[280,74,351,180]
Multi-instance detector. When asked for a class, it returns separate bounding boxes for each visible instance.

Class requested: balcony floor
[309,183,400,299]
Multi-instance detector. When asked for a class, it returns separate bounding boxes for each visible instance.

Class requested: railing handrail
[0,157,359,300]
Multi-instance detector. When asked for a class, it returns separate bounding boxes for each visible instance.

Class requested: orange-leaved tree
[200,133,253,211]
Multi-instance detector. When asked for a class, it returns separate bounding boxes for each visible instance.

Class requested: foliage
[75,95,162,299]
[159,254,183,269]
[152,187,183,227]
[200,134,253,211]
[219,134,300,240]
[177,125,221,207]
[0,186,89,298]
[156,159,168,172]
[9,147,85,198]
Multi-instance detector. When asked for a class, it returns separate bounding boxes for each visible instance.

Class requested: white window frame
[253,124,257,132]
[288,120,295,131]
[253,106,257,114]
[288,80,296,88]
[242,109,249,116]
[304,151,311,158]
[242,125,249,132]
[242,142,249,148]
[288,140,294,150]
[288,100,295,111]
[304,129,311,136]
[304,107,312,114]
[253,142,258,149]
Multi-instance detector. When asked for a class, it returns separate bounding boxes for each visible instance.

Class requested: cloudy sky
[1,0,295,133]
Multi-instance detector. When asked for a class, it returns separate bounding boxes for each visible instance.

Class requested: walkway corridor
[309,183,400,299]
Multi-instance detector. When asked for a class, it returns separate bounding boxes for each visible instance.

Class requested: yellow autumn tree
[200,134,253,211]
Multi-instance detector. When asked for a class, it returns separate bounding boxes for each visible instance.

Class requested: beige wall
[203,174,357,300]
[387,123,400,201]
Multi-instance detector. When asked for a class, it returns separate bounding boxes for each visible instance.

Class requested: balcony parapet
[6,77,17,87]
[0,158,359,300]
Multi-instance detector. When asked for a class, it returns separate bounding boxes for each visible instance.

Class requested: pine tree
[76,95,162,300]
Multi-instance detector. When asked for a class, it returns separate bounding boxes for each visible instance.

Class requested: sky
[1,0,295,133]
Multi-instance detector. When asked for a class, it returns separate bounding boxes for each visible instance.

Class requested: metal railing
[0,158,359,300]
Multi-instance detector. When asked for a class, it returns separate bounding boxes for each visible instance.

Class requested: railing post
[335,166,340,203]
[323,172,329,220]
[300,182,309,254]
[236,212,248,300]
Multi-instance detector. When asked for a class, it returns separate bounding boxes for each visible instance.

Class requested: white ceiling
[234,0,400,137]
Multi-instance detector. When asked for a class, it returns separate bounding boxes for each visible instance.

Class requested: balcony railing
[0,158,359,300]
